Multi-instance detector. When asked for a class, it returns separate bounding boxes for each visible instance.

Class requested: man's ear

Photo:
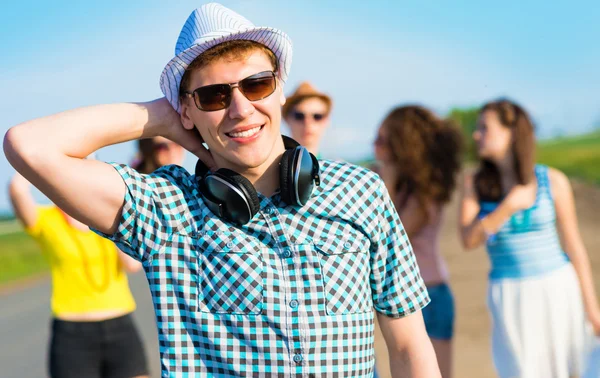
[180,99,195,131]
[280,95,286,107]
[279,84,286,107]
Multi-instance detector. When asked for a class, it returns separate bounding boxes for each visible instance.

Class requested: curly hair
[474,98,536,202]
[381,105,464,221]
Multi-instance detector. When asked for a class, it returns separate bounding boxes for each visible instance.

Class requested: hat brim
[282,94,332,118]
[160,26,292,113]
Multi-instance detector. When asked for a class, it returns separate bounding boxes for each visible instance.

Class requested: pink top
[397,193,449,285]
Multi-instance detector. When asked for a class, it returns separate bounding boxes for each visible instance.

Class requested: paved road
[0,273,162,378]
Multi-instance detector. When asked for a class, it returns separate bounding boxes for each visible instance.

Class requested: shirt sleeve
[370,178,430,318]
[91,163,192,262]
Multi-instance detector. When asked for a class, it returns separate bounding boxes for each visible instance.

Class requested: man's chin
[224,154,270,171]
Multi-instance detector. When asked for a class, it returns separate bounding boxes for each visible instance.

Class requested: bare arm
[3,98,209,235]
[377,311,441,378]
[117,248,143,273]
[459,173,494,249]
[459,172,532,249]
[8,173,38,229]
[550,168,600,335]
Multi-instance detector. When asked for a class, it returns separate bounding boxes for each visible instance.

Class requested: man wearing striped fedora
[4,3,440,377]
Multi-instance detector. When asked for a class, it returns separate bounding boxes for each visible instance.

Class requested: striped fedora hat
[160,3,293,113]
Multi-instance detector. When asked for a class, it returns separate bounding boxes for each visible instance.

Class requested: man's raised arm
[3,98,207,234]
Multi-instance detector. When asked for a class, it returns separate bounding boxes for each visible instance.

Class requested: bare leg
[431,338,453,378]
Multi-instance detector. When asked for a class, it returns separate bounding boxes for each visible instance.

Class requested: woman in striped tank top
[459,98,599,378]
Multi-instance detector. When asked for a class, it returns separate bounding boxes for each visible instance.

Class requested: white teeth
[228,126,261,138]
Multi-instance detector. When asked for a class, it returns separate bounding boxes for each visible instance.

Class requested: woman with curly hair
[373,105,464,378]
[459,98,599,377]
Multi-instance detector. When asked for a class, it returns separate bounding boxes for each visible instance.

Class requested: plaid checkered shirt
[93,159,430,378]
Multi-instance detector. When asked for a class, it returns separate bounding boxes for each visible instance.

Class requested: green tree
[447,106,479,160]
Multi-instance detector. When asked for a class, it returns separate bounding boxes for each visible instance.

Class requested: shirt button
[289,300,299,309]
[282,250,292,258]
[226,241,234,248]
[293,354,303,364]
[343,241,352,249]
[265,207,274,214]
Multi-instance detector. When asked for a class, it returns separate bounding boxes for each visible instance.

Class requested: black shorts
[49,314,149,378]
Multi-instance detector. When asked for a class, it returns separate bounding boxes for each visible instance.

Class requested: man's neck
[250,159,282,197]
[212,139,286,197]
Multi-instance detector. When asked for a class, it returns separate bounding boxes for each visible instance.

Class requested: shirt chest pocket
[314,235,373,315]
[194,232,265,315]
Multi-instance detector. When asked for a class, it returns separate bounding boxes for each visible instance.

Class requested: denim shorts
[422,283,455,340]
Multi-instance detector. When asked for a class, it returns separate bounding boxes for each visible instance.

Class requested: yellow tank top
[25,206,136,316]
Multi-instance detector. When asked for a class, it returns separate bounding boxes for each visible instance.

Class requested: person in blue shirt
[4,3,440,377]
[459,98,599,378]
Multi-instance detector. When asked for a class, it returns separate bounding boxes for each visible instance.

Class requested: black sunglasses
[183,71,277,112]
[291,111,326,122]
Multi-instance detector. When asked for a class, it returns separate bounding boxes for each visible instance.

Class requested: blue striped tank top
[479,165,569,280]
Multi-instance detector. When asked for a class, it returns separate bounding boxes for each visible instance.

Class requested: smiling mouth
[226,125,264,139]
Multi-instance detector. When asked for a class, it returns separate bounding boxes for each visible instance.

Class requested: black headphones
[195,136,321,226]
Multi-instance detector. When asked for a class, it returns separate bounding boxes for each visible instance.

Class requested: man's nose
[228,87,254,120]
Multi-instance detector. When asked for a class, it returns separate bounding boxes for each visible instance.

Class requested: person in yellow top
[9,171,149,378]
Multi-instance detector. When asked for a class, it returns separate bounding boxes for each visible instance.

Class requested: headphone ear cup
[217,169,261,216]
[279,148,295,204]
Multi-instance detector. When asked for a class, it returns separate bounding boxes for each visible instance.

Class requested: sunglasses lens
[292,112,305,121]
[190,72,276,111]
[240,73,276,101]
[195,84,231,111]
[313,113,325,121]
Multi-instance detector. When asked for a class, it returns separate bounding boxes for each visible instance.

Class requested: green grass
[537,132,600,185]
[0,230,48,285]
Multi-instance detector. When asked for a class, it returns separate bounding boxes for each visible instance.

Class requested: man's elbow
[388,335,441,378]
[4,126,44,170]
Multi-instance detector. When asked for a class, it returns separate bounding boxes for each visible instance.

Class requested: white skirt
[487,263,594,378]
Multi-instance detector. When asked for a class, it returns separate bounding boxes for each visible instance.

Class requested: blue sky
[1,0,599,211]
